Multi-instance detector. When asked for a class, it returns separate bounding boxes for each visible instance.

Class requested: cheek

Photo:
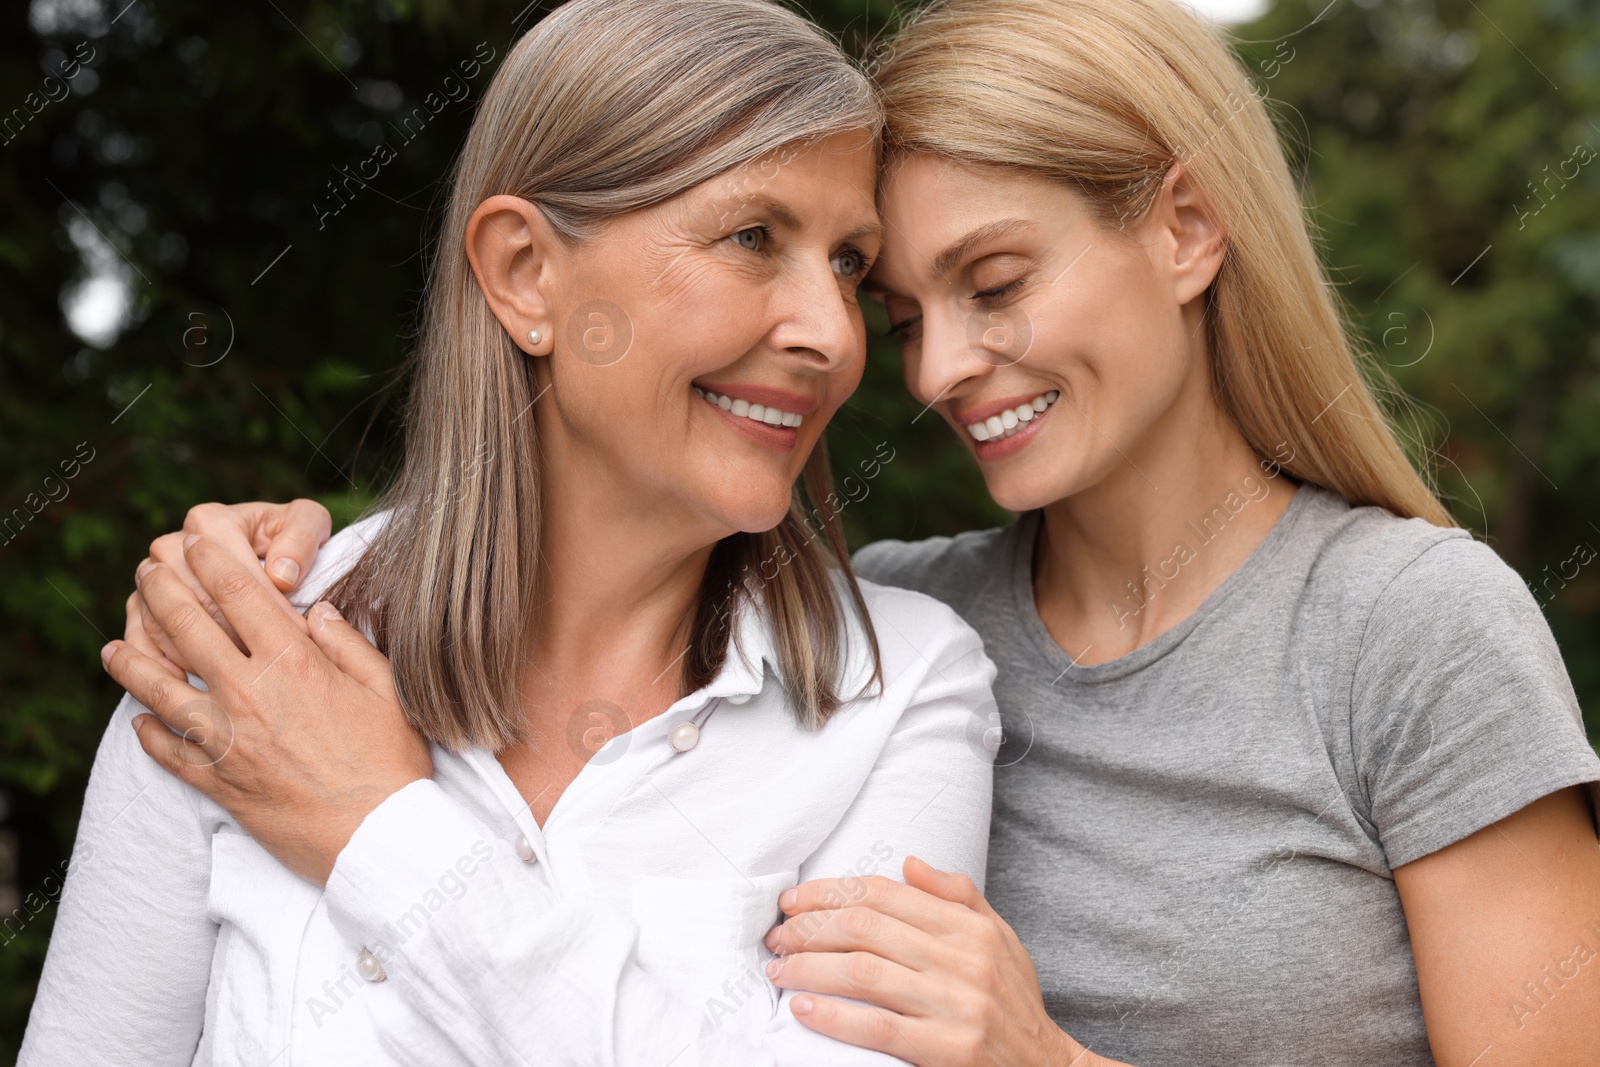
[1048,261,1186,405]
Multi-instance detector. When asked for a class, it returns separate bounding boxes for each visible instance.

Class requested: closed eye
[885,314,922,338]
[972,279,1025,303]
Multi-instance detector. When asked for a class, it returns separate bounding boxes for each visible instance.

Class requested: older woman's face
[536,130,881,537]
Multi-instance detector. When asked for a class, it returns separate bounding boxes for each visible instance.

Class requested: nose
[905,304,1003,409]
[766,257,863,375]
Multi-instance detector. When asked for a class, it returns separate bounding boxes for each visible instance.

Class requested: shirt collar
[700,574,877,707]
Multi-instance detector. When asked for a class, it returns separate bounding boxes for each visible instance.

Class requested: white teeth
[963,390,1059,444]
[694,387,805,430]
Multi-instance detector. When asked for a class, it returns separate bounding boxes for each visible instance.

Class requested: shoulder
[851,522,1019,611]
[285,509,394,611]
[1352,526,1561,682]
[1302,489,1467,579]
[850,574,995,693]
[1297,491,1538,643]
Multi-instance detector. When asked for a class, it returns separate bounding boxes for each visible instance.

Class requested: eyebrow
[932,218,1034,278]
[724,193,801,231]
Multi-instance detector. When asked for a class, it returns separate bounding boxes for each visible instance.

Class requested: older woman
[18,2,997,1064]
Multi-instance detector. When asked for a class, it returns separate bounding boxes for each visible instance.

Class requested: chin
[980,466,1083,515]
[710,492,797,538]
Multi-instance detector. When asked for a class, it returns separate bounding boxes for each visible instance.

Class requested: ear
[464,194,562,356]
[1149,162,1226,306]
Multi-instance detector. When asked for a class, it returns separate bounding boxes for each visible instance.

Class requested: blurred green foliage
[0,0,1596,1056]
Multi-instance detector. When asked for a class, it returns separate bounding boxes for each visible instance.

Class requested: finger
[786,991,927,1062]
[180,536,306,657]
[765,905,932,969]
[903,855,998,919]
[124,591,188,681]
[307,601,396,699]
[780,874,954,934]
[131,711,221,790]
[107,641,236,768]
[134,559,249,678]
[138,586,197,675]
[151,529,255,654]
[179,506,309,628]
[768,949,930,1019]
[102,639,208,724]
[253,498,332,591]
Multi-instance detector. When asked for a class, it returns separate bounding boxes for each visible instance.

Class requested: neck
[1033,369,1297,666]
[522,445,719,728]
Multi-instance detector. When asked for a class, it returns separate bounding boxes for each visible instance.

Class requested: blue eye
[833,250,864,277]
[733,227,765,251]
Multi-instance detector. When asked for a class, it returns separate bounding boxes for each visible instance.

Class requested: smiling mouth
[962,390,1060,442]
[693,386,807,428]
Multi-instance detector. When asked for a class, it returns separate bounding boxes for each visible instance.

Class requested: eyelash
[973,278,1025,303]
[884,315,921,339]
[883,279,1024,337]
[731,224,774,252]
[731,226,875,287]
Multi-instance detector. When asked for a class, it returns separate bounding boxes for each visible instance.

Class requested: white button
[515,833,536,863]
[668,721,700,751]
[357,949,386,983]
[725,693,752,705]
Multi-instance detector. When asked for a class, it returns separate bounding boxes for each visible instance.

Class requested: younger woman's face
[865,154,1223,513]
[534,131,881,537]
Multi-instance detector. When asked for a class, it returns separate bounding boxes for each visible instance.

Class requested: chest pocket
[630,869,796,1041]
[204,829,323,1067]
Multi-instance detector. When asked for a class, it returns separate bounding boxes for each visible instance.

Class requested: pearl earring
[528,329,542,346]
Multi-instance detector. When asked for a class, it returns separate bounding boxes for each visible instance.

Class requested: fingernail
[182,533,199,549]
[135,560,155,582]
[791,994,813,1015]
[100,642,115,668]
[779,888,797,911]
[764,926,779,950]
[314,600,343,623]
[764,957,782,979]
[271,557,300,585]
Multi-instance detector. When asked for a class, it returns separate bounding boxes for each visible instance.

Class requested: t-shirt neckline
[1011,483,1323,685]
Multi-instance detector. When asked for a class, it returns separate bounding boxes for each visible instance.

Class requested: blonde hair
[872,0,1453,526]
[331,0,884,751]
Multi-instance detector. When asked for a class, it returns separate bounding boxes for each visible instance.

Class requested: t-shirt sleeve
[850,538,921,589]
[1350,534,1600,869]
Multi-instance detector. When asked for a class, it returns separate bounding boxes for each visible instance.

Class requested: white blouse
[20,516,998,1066]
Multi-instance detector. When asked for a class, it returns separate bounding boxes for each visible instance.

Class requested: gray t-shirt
[853,485,1600,1067]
